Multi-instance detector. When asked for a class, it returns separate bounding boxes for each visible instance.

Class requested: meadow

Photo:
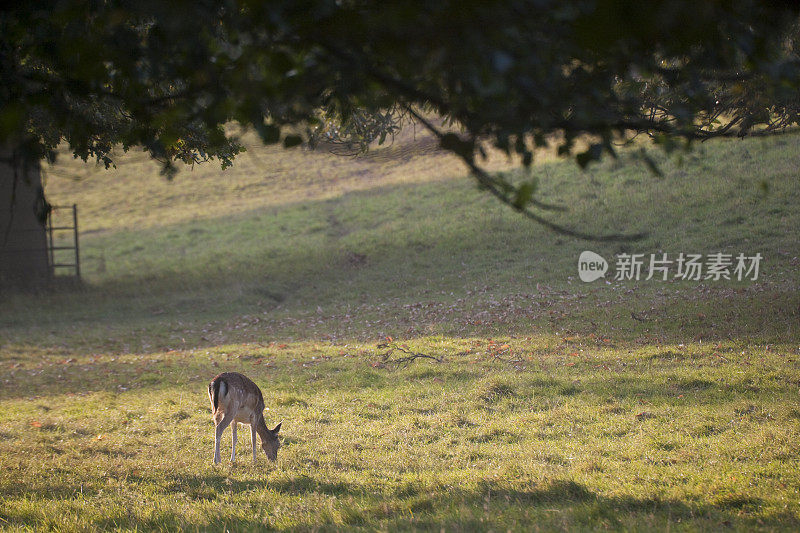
[1,129,798,531]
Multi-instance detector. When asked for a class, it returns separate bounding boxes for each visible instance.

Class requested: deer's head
[261,422,281,461]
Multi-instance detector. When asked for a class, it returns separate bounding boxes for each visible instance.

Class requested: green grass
[7,132,800,349]
[1,339,799,531]
[1,130,799,531]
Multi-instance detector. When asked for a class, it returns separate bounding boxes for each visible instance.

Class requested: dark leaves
[256,123,281,145]
[282,135,303,148]
[439,133,474,160]
[576,144,604,170]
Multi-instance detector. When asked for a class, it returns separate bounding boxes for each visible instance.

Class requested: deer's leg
[213,411,234,464]
[231,422,238,462]
[250,423,258,464]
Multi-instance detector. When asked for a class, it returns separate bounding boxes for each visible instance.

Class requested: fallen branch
[378,342,442,368]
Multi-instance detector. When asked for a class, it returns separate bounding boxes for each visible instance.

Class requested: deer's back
[211,372,265,423]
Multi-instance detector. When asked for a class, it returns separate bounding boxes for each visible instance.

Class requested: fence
[47,204,81,280]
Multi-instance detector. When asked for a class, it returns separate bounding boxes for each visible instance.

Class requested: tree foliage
[2,1,799,237]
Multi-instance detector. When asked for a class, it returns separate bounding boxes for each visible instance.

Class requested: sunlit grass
[1,132,799,530]
[1,338,799,531]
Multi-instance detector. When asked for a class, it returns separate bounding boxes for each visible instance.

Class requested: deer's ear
[271,422,282,434]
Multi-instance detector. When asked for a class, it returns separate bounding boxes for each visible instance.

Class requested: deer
[208,372,282,464]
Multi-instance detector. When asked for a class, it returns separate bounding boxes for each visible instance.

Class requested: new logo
[578,251,608,282]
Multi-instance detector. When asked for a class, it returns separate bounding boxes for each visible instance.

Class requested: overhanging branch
[405,107,648,242]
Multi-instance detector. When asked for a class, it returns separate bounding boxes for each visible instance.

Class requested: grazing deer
[208,372,281,464]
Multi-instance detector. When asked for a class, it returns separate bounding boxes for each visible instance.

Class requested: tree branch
[405,107,648,242]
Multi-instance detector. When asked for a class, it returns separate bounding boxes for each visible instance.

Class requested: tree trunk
[0,146,51,290]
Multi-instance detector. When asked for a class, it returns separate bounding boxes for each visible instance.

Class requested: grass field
[1,129,799,531]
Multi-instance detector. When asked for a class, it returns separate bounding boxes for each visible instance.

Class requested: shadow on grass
[6,474,791,531]
[210,476,793,531]
[0,346,790,406]
[0,357,217,401]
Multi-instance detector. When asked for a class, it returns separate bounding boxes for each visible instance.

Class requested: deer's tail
[209,375,227,412]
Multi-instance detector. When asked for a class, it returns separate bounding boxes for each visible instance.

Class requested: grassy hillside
[1,130,799,531]
[4,130,798,349]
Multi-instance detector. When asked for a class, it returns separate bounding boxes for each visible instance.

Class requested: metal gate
[47,204,81,280]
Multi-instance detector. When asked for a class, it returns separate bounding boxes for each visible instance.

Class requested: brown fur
[208,372,281,464]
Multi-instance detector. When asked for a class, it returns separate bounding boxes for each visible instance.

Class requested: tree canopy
[2,0,799,238]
